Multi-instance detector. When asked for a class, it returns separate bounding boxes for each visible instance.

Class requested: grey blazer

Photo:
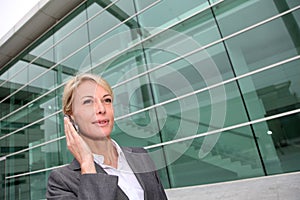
[46,147,168,200]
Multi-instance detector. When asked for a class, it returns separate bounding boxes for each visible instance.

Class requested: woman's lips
[93,120,109,126]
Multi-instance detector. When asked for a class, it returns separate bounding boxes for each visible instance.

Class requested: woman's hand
[64,116,96,174]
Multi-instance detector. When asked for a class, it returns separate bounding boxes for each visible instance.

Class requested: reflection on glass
[165,126,264,187]
[239,59,300,120]
[7,152,29,178]
[54,12,89,72]
[214,0,283,37]
[6,176,30,200]
[253,113,300,175]
[226,11,300,74]
[30,172,47,200]
[137,0,209,30]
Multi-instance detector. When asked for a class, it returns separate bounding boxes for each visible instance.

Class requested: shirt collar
[93,139,124,166]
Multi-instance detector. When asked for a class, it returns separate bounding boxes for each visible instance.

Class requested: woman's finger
[64,117,78,154]
[64,117,73,142]
[64,116,90,161]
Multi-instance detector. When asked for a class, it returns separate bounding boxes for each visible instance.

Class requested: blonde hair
[62,73,113,115]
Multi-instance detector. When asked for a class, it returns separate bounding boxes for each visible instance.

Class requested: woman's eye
[83,99,93,104]
[103,98,112,104]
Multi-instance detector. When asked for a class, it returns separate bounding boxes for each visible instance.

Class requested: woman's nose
[95,99,106,114]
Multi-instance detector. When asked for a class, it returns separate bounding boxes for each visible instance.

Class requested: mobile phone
[64,115,79,133]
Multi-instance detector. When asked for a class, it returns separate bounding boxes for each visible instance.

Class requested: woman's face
[71,80,114,139]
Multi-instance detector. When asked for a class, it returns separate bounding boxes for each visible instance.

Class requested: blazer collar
[68,158,107,174]
[69,159,80,170]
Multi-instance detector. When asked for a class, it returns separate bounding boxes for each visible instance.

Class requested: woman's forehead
[75,81,110,96]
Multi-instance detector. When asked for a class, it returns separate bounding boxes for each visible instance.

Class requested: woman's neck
[85,137,118,168]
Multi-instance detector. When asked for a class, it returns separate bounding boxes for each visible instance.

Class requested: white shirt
[93,140,144,200]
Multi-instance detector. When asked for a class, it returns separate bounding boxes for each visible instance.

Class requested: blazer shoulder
[48,161,80,182]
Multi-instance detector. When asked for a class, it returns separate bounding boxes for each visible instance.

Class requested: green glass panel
[87,0,136,41]
[29,136,70,171]
[28,34,54,61]
[1,113,62,159]
[146,43,234,99]
[109,56,151,115]
[252,112,300,175]
[28,64,56,91]
[225,10,300,75]
[0,62,29,117]
[30,172,47,200]
[239,59,300,120]
[25,35,55,81]
[134,0,161,13]
[152,81,249,142]
[155,8,220,47]
[165,126,264,188]
[88,24,142,75]
[6,151,29,179]
[136,0,209,30]
[112,81,160,147]
[213,0,286,36]
[6,176,30,200]
[54,10,90,73]
[58,44,91,75]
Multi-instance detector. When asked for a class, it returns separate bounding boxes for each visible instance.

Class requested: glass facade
[0,0,299,199]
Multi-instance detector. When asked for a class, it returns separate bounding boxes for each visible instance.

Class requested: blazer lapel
[122,147,158,200]
[122,147,146,190]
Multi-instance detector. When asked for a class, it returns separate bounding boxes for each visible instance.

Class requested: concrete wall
[165,171,300,200]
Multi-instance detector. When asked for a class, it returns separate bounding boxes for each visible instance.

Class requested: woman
[46,73,167,200]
